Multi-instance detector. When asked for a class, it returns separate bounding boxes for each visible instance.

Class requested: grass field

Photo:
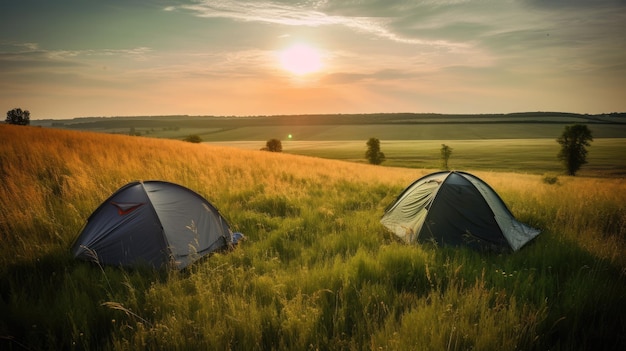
[45,113,626,176]
[208,138,626,177]
[53,121,626,141]
[192,123,626,141]
[39,112,626,141]
[1,124,625,350]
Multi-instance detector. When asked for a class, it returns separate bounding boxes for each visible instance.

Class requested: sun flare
[278,43,323,75]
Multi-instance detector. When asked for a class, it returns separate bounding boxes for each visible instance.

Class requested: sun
[278,43,323,76]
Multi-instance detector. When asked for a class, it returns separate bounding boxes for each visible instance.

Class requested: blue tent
[72,181,240,269]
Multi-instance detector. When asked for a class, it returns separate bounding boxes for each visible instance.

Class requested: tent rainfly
[381,171,540,252]
[71,181,242,269]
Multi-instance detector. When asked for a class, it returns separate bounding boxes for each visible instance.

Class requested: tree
[265,138,282,152]
[184,134,202,143]
[440,144,453,170]
[5,108,30,125]
[365,137,386,165]
[557,124,593,176]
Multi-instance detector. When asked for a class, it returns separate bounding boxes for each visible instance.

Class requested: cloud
[167,0,467,48]
[522,0,626,9]
[0,42,155,83]
[321,69,420,85]
[0,42,151,62]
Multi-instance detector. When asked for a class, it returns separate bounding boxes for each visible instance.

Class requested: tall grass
[1,124,624,350]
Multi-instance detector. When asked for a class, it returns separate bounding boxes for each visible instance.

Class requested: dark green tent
[381,171,540,251]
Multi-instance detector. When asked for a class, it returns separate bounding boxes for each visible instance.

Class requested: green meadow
[209,139,626,177]
[44,112,626,176]
[2,115,625,350]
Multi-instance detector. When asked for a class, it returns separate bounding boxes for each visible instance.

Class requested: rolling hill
[1,124,624,350]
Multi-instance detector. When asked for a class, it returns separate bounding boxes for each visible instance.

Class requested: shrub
[556,124,593,176]
[542,174,559,185]
[440,144,453,170]
[184,134,202,143]
[365,138,385,165]
[5,108,30,125]
[265,139,282,152]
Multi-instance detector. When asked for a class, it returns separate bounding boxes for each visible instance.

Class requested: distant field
[38,113,626,176]
[153,123,626,141]
[208,139,626,177]
[37,112,626,141]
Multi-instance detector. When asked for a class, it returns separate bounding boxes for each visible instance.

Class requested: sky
[1,0,625,119]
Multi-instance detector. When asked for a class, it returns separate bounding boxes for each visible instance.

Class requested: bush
[542,174,559,185]
[5,108,30,125]
[184,135,202,143]
[365,138,385,165]
[556,124,593,176]
[264,139,282,152]
[440,144,453,170]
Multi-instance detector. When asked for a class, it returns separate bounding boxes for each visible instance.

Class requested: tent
[381,171,540,252]
[71,181,241,269]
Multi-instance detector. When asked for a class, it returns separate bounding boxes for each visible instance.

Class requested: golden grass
[1,124,625,350]
[1,124,624,267]
[0,125,411,263]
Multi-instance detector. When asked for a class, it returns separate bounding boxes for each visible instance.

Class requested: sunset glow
[1,1,625,118]
[278,43,323,76]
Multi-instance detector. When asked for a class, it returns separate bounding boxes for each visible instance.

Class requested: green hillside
[35,112,626,141]
[1,124,625,350]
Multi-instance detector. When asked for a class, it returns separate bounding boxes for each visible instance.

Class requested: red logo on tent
[111,202,144,215]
